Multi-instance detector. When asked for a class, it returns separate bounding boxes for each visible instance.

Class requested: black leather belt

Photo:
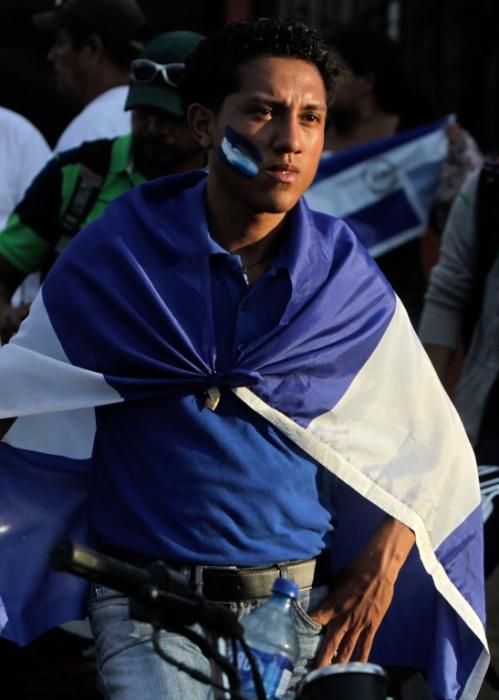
[99,545,331,602]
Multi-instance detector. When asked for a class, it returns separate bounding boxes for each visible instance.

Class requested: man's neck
[206,188,290,283]
[80,65,129,105]
[325,111,399,152]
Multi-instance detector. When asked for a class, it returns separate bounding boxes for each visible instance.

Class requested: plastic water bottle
[237,577,300,699]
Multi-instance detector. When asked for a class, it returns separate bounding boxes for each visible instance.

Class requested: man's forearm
[310,514,415,665]
[364,515,415,584]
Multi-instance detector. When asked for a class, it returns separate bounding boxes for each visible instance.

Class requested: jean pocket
[293,584,329,633]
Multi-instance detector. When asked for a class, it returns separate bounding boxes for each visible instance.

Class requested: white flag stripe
[3,409,97,460]
[307,299,479,547]
[0,293,123,419]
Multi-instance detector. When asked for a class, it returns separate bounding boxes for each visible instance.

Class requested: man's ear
[361,71,376,96]
[187,103,215,149]
[82,33,105,62]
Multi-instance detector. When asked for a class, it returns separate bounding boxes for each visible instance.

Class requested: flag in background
[305,117,452,257]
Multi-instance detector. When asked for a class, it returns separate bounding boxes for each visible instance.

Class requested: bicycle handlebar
[51,540,243,638]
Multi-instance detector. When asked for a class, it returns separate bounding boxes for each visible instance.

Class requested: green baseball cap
[125,31,205,118]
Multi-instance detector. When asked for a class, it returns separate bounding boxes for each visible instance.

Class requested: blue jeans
[88,583,329,699]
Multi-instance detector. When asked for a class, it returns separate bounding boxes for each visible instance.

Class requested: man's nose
[144,115,175,140]
[273,113,302,154]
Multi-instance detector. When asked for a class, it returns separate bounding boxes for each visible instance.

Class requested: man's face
[132,107,202,176]
[207,56,327,215]
[48,29,88,101]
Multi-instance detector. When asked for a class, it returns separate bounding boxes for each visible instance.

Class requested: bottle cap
[272,577,299,599]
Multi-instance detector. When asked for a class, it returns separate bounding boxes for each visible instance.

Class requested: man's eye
[254,107,272,118]
[302,113,321,123]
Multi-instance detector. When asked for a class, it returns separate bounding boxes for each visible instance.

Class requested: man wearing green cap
[0,31,205,343]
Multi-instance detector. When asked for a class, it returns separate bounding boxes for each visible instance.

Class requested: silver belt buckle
[193,565,205,595]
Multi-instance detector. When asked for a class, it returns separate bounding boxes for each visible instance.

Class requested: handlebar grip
[51,540,148,596]
[51,540,181,598]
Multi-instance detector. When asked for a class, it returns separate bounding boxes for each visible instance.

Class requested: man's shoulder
[138,169,207,197]
[304,201,367,254]
[55,89,130,152]
[83,170,207,230]
[295,198,391,295]
[0,106,47,144]
[56,138,117,174]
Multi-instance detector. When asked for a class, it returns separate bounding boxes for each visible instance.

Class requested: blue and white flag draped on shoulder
[0,170,488,699]
[305,117,451,257]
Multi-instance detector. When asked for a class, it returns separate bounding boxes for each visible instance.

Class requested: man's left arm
[310,515,415,665]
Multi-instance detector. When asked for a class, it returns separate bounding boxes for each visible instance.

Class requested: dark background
[1,0,497,152]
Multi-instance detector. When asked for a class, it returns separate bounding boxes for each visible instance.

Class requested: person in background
[323,27,482,322]
[0,107,51,227]
[0,106,52,313]
[33,0,147,152]
[0,30,205,344]
[419,167,499,579]
[325,28,430,151]
[419,164,499,692]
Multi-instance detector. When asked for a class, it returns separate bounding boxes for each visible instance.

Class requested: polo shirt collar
[155,171,334,300]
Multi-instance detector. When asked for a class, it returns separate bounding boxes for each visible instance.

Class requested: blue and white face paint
[218,125,262,178]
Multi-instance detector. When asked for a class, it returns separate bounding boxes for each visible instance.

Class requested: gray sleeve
[418,171,480,348]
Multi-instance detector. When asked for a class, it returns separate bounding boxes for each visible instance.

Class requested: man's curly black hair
[179,18,338,114]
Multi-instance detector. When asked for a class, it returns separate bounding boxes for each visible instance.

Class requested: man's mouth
[264,164,300,183]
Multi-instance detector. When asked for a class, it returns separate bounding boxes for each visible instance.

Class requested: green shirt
[0,133,144,274]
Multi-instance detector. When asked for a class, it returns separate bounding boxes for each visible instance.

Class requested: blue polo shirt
[88,209,335,566]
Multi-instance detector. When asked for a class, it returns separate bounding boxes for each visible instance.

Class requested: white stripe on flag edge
[230,385,489,663]
[461,650,491,700]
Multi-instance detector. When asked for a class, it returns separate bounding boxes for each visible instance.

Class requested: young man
[0,30,205,343]
[0,18,487,700]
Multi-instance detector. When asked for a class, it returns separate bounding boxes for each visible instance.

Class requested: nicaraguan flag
[0,171,487,699]
[305,117,451,257]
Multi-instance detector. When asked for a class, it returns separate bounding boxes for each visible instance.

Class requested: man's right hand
[0,303,30,344]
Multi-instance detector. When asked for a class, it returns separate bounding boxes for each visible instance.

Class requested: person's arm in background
[0,155,66,343]
[419,171,480,389]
